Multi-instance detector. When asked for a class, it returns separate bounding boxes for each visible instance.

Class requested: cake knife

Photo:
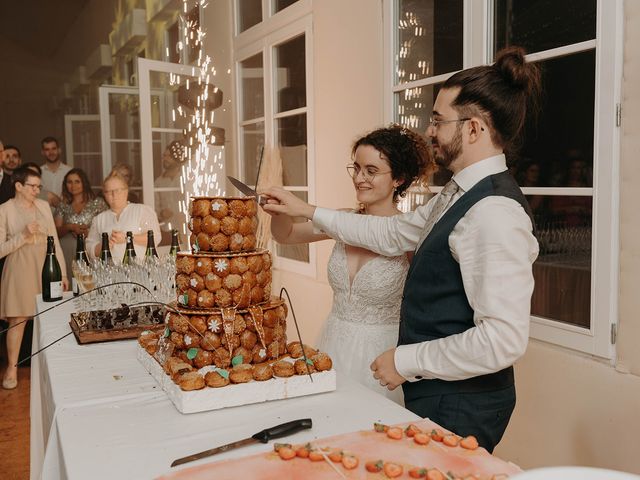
[227,176,267,205]
[170,418,312,467]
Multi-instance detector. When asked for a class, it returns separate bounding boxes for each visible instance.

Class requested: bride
[267,125,433,403]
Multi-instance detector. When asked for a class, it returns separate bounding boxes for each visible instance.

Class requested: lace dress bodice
[318,240,409,404]
[326,241,408,325]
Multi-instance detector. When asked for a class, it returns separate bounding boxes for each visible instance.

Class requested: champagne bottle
[100,232,113,264]
[42,236,63,302]
[145,230,158,260]
[169,229,180,257]
[73,234,90,296]
[122,231,137,265]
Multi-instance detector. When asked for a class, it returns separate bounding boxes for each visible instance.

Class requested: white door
[137,58,226,246]
[98,85,145,202]
[64,114,101,190]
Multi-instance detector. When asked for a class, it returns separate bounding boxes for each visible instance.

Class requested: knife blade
[227,176,266,205]
[170,418,312,467]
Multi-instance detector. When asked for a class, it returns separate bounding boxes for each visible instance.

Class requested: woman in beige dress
[0,167,68,389]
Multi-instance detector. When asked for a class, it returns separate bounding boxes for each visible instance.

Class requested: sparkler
[171,0,225,236]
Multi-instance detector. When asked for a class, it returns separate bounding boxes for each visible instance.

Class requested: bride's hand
[260,187,316,219]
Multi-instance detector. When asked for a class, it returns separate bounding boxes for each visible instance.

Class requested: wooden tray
[70,305,166,345]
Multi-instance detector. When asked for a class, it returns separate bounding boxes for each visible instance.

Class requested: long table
[30,295,418,479]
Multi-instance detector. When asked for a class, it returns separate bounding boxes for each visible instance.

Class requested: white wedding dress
[317,240,409,404]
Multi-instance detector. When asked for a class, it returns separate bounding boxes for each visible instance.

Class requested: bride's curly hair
[352,124,434,202]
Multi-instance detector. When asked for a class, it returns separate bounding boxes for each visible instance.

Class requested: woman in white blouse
[86,173,161,262]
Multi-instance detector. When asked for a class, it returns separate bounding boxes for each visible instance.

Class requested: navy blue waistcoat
[400,171,533,401]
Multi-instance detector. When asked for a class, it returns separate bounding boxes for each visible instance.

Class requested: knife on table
[170,418,313,467]
[227,176,267,205]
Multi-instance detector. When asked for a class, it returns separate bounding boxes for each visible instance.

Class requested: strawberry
[386,427,403,440]
[442,434,460,447]
[273,442,292,452]
[383,462,403,478]
[308,450,324,462]
[459,435,479,450]
[409,467,428,478]
[374,422,389,433]
[426,469,445,480]
[413,433,430,445]
[365,460,384,473]
[277,447,296,460]
[405,424,422,437]
[341,455,359,470]
[430,429,444,442]
[328,450,343,463]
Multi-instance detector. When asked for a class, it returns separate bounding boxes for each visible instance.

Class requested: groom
[263,46,541,452]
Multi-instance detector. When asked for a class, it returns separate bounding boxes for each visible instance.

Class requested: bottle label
[72,277,78,295]
[50,281,63,299]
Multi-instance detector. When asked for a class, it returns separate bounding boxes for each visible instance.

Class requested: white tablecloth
[30,294,164,480]
[30,294,418,479]
[53,377,418,479]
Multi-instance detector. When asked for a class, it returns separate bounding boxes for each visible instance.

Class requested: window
[235,2,314,275]
[386,0,621,358]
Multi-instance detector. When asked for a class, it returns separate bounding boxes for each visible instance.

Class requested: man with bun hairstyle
[263,47,541,452]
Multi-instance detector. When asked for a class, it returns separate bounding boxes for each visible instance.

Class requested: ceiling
[0,0,90,59]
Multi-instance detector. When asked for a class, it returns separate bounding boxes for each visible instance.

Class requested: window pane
[274,0,299,14]
[274,34,306,113]
[276,113,307,186]
[242,122,265,186]
[108,94,140,139]
[396,0,463,84]
[276,191,309,262]
[73,154,103,190]
[238,0,262,33]
[494,0,596,54]
[240,53,264,120]
[394,82,452,186]
[512,50,595,188]
[530,195,592,328]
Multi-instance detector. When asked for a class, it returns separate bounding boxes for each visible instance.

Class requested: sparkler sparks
[172,0,225,236]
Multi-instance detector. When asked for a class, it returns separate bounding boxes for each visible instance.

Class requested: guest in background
[516,158,543,213]
[86,172,160,261]
[40,136,70,205]
[0,140,11,205]
[23,162,61,207]
[110,162,140,203]
[0,167,68,389]
[54,168,108,282]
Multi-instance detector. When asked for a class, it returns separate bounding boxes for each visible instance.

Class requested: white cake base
[137,345,337,414]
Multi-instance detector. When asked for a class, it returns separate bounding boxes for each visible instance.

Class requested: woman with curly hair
[268,125,434,404]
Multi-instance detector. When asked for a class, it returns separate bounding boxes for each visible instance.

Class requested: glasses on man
[103,188,128,196]
[24,183,43,191]
[428,116,471,128]
[346,164,392,183]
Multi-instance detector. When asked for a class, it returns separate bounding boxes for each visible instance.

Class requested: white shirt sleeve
[312,202,437,256]
[394,196,539,381]
[86,212,104,260]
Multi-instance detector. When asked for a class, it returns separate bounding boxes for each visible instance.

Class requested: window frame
[384,0,623,359]
[233,5,316,277]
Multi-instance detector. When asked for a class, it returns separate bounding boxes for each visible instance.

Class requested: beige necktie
[416,179,460,250]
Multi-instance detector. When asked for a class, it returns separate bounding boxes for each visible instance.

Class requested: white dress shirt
[313,154,539,382]
[41,162,72,197]
[86,203,162,262]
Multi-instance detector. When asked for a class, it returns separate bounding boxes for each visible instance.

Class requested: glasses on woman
[346,164,392,183]
[103,187,128,196]
[24,183,43,191]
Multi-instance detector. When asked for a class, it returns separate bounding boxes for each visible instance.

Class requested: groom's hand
[370,348,406,390]
[260,186,316,219]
